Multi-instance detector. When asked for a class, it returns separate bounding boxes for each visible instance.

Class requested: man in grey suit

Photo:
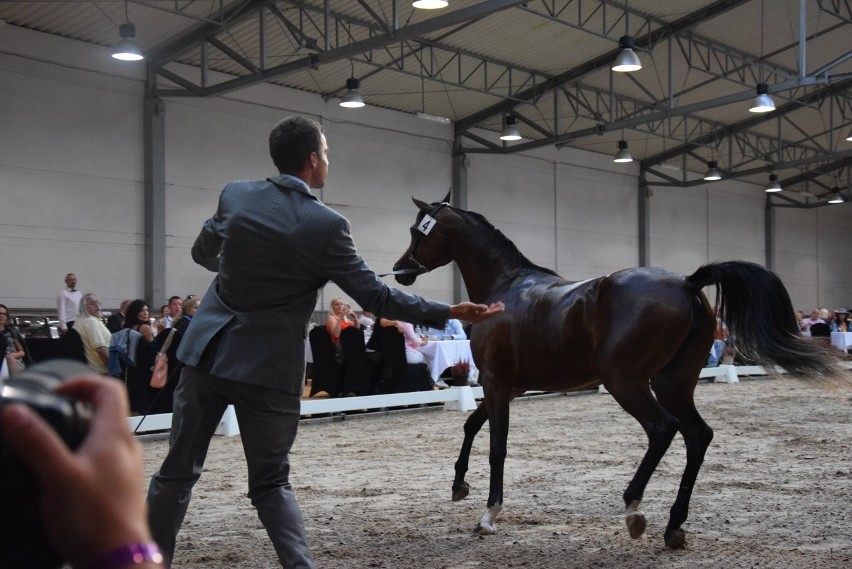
[146,115,503,568]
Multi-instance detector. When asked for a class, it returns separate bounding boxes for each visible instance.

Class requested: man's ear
[308,152,318,169]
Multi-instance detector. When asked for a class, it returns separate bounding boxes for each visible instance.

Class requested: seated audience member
[106,299,132,334]
[704,308,728,367]
[425,318,467,340]
[154,304,169,334]
[0,303,28,373]
[172,295,200,335]
[831,308,849,332]
[357,310,375,329]
[326,296,360,344]
[121,300,157,415]
[378,318,429,364]
[74,294,112,375]
[800,309,824,334]
[0,373,164,569]
[125,300,156,343]
[794,310,804,332]
[162,296,182,330]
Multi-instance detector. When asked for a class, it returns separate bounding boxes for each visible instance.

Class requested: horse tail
[686,261,846,379]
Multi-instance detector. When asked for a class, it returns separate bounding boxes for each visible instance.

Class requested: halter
[379,201,449,277]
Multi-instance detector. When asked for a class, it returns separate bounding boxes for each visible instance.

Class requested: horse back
[471,267,711,393]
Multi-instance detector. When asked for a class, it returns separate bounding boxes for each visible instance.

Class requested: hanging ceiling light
[112,1,143,61]
[612,36,642,72]
[827,188,845,204]
[339,78,365,108]
[412,0,448,8]
[765,173,782,192]
[703,160,722,181]
[500,115,522,141]
[846,130,852,141]
[749,83,775,113]
[112,22,143,61]
[613,140,633,163]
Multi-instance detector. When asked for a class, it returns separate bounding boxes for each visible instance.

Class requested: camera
[0,359,93,569]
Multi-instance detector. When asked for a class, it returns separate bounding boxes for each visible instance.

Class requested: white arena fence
[128,363,839,437]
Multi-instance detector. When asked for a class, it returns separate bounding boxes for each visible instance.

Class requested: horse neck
[450,228,520,303]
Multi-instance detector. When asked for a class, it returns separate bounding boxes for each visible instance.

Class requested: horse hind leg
[605,380,680,542]
[651,370,714,549]
[452,402,488,502]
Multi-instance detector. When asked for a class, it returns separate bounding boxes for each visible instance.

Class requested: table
[831,332,852,351]
[417,339,477,381]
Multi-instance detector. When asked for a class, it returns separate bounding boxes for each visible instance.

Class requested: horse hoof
[475,522,496,536]
[626,512,646,539]
[452,481,470,502]
[665,528,687,549]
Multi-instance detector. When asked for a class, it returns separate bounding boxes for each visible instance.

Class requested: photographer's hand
[0,375,161,568]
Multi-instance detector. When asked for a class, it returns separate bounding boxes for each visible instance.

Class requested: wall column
[144,95,166,306]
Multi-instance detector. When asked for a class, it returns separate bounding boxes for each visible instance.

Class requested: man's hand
[448,301,505,323]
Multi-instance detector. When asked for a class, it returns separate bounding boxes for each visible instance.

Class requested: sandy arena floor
[141,377,852,568]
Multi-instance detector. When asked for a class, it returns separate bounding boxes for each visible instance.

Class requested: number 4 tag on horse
[418,214,437,235]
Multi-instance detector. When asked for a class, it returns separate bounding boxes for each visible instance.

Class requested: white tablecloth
[831,332,852,351]
[417,340,477,381]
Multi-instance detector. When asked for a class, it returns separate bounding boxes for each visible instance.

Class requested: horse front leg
[453,402,488,501]
[475,396,510,535]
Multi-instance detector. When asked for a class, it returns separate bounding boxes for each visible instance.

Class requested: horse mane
[461,209,560,277]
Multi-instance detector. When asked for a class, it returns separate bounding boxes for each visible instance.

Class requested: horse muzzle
[390,258,425,285]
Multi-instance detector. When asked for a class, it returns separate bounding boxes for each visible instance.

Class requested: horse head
[391,196,457,286]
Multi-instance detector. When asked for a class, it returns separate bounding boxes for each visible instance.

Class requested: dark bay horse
[391,198,845,549]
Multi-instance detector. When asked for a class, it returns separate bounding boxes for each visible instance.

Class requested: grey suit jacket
[177,175,449,396]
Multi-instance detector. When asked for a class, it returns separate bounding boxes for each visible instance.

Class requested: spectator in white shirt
[56,273,82,334]
[426,318,467,340]
[800,308,824,334]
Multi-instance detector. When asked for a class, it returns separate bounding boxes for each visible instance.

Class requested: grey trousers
[147,366,315,568]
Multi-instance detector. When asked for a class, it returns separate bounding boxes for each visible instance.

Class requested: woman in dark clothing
[122,299,157,415]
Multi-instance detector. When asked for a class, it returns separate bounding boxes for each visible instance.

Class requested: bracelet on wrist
[85,542,164,569]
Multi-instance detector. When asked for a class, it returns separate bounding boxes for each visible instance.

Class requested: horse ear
[412,197,432,212]
[441,189,451,204]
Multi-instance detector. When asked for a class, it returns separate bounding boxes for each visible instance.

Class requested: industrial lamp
[412,0,448,8]
[613,140,633,163]
[500,115,522,141]
[703,161,722,181]
[749,83,775,113]
[339,78,365,108]
[612,36,642,72]
[765,174,782,192]
[112,22,143,61]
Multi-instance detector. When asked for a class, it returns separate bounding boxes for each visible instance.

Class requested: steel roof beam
[455,0,750,130]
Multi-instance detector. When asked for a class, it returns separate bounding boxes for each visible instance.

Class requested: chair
[809,322,832,348]
[308,326,343,397]
[810,322,831,337]
[378,326,432,393]
[339,327,379,396]
[124,337,157,415]
[61,328,89,363]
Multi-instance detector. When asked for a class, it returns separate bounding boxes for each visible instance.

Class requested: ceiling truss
[136,0,852,206]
